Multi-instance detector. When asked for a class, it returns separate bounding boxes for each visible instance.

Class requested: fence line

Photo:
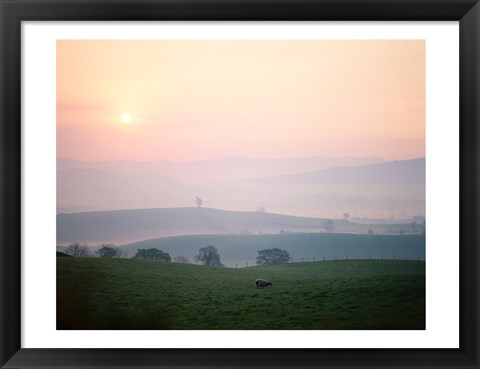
[224,255,425,268]
[289,255,424,263]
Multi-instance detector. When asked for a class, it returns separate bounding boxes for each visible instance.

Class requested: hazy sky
[57,40,425,162]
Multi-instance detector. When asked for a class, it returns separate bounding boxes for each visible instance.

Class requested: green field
[57,257,425,330]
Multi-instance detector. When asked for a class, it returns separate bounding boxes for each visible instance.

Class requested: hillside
[57,207,355,245]
[121,233,425,267]
[57,157,424,219]
[57,155,385,181]
[238,157,425,197]
[57,257,425,330]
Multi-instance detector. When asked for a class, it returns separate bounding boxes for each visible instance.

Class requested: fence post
[236,263,238,268]
[301,258,303,263]
[324,256,326,261]
[313,256,315,262]
[246,262,248,267]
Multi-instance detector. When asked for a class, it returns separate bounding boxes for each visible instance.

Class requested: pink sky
[57,40,425,162]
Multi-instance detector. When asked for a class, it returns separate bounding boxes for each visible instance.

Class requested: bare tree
[195,196,203,208]
[66,242,90,257]
[173,255,190,264]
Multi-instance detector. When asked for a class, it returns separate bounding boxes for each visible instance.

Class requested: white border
[22,22,459,348]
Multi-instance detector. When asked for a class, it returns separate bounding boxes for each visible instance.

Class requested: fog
[57,155,425,220]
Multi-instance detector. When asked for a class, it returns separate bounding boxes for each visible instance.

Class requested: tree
[95,244,121,258]
[323,219,335,232]
[195,196,203,207]
[343,212,350,221]
[194,245,223,266]
[173,255,190,264]
[66,242,90,257]
[256,248,291,266]
[134,248,171,261]
[257,206,266,213]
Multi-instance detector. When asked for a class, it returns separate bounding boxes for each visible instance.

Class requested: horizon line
[56,205,424,221]
[56,154,428,164]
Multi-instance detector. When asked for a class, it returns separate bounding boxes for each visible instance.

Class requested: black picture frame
[1,0,479,368]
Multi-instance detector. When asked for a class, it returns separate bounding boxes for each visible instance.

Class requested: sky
[57,40,425,162]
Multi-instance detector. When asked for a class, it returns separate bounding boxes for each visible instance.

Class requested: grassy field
[57,257,425,330]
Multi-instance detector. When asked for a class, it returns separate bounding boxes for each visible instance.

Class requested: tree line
[59,242,292,267]
[59,242,126,258]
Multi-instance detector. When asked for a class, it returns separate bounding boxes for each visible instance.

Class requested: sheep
[255,279,272,288]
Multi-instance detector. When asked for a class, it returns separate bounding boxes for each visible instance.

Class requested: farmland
[57,257,425,330]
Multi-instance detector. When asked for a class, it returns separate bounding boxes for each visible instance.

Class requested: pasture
[57,257,425,330]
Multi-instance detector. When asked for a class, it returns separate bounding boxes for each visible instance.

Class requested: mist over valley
[57,155,424,220]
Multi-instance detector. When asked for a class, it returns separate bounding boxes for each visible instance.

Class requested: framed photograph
[1,0,479,368]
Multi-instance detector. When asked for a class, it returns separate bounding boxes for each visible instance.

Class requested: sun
[122,113,132,123]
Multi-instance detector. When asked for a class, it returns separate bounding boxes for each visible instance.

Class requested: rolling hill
[121,233,425,266]
[57,205,425,266]
[237,157,425,197]
[57,155,385,181]
[57,207,355,245]
[57,157,424,219]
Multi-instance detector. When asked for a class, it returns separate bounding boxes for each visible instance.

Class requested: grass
[57,257,425,330]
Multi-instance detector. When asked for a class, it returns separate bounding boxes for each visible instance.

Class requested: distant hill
[228,158,425,218]
[239,157,425,197]
[120,233,425,267]
[57,155,387,213]
[57,206,424,248]
[57,155,386,181]
[56,157,424,219]
[57,207,360,245]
